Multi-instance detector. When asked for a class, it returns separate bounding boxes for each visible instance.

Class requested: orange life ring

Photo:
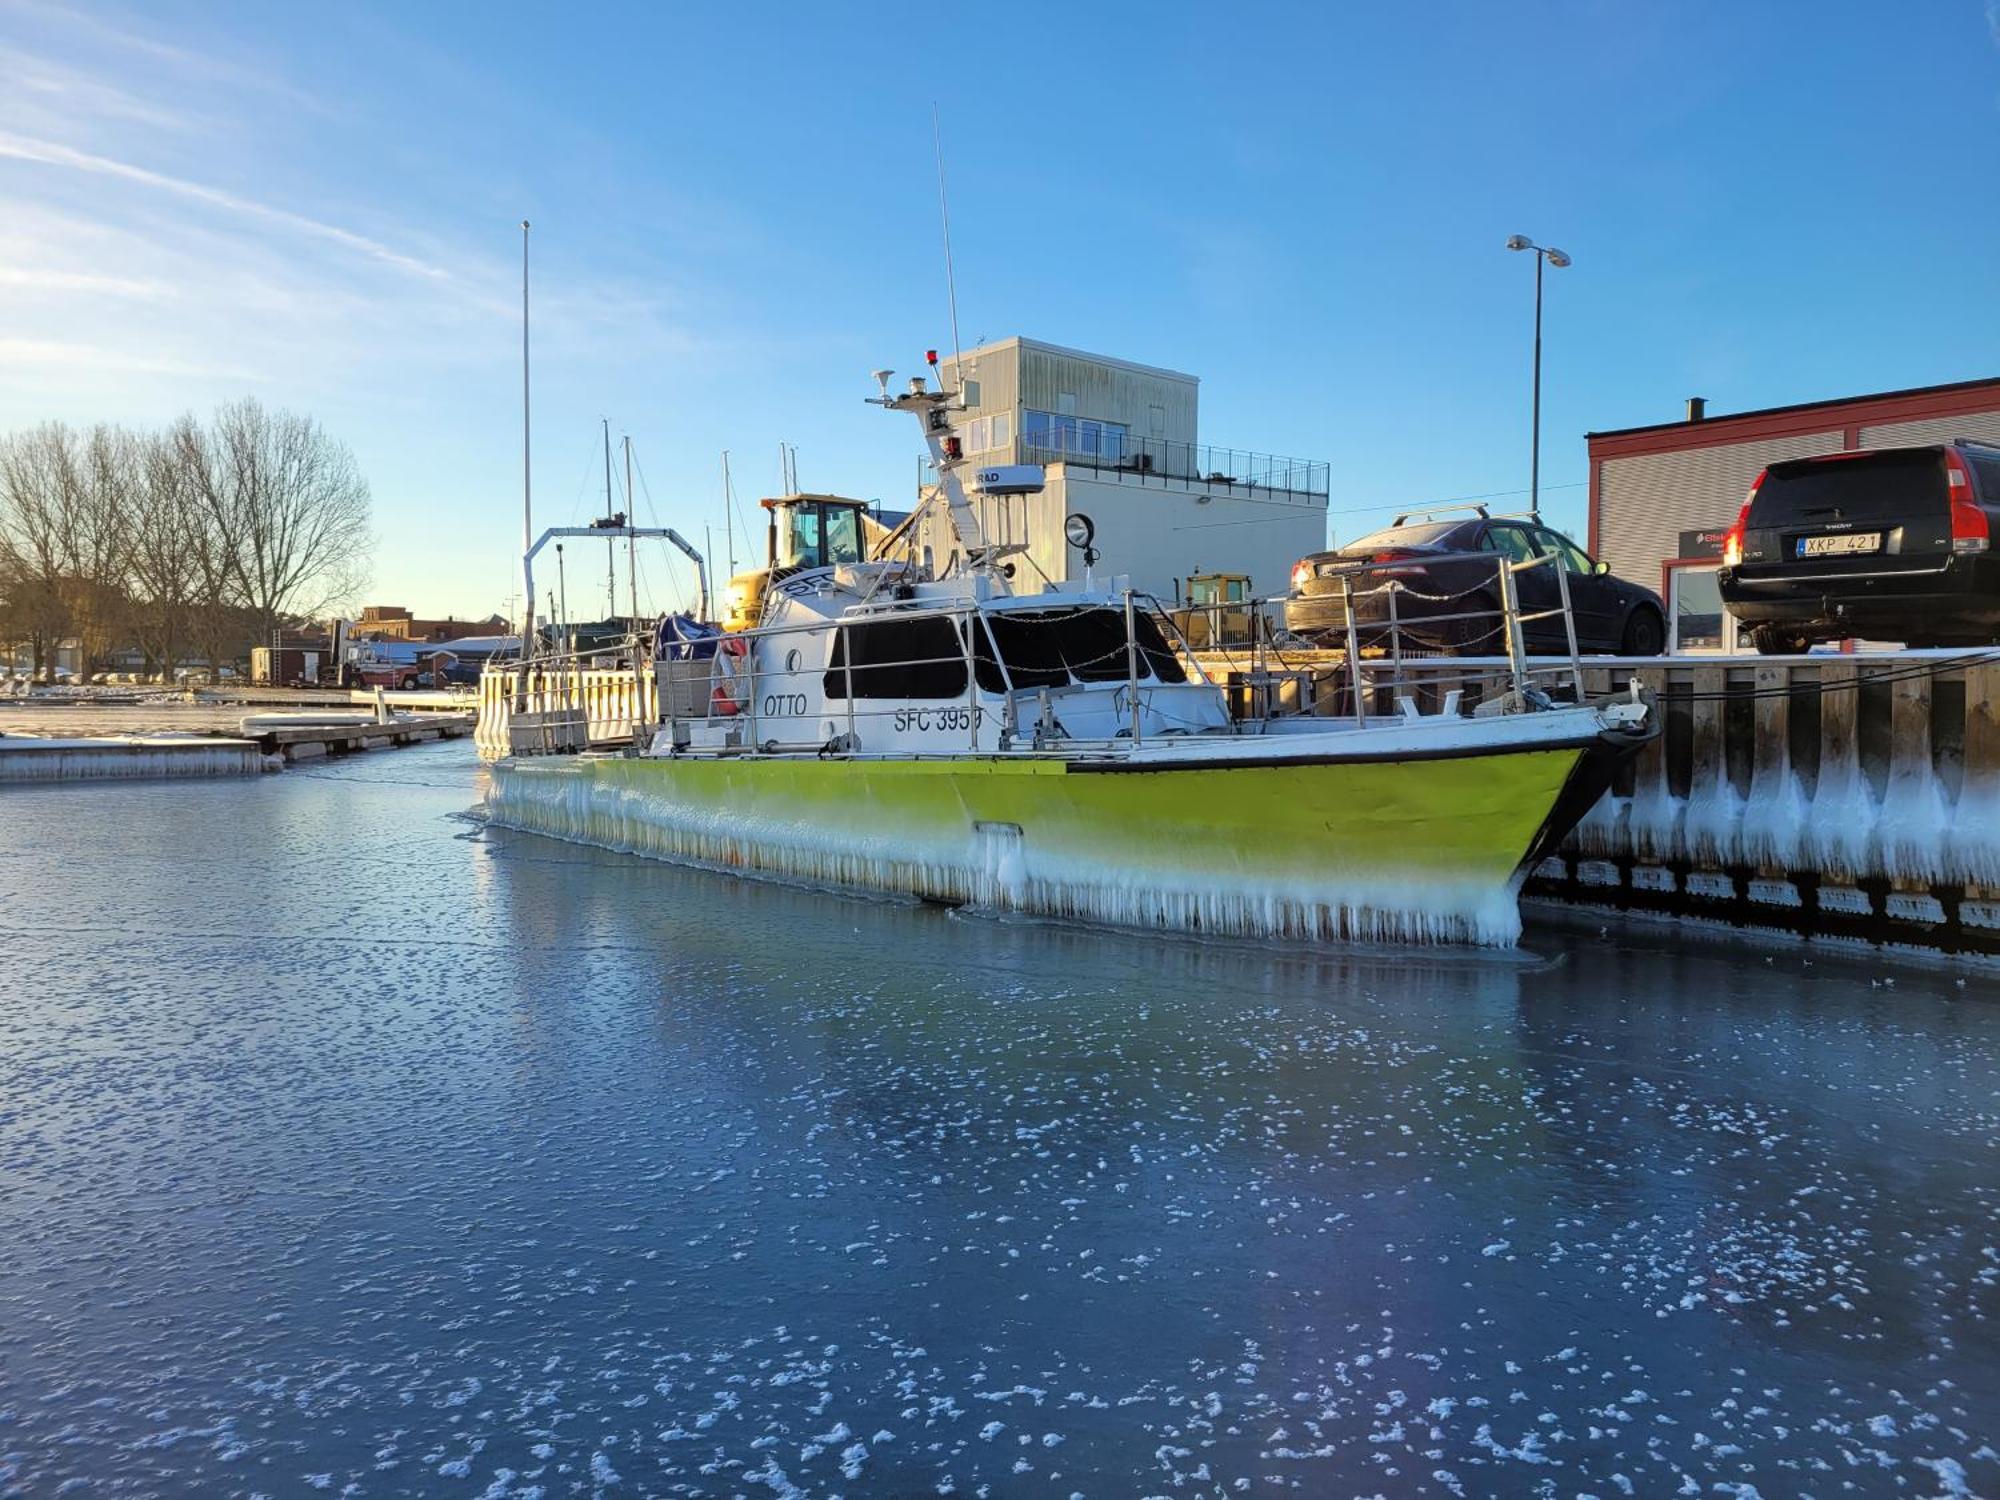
[710,636,748,717]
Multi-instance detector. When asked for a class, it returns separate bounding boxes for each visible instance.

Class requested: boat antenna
[931,101,963,380]
[519,220,534,660]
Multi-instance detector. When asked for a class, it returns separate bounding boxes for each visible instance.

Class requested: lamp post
[1505,235,1571,522]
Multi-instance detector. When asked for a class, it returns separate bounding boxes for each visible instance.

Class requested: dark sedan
[1284,509,1667,656]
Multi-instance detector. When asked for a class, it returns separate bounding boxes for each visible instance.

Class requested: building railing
[1011,434,1330,499]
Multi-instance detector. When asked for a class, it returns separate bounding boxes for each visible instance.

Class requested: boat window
[985,611,1071,690]
[982,607,1188,689]
[1133,609,1189,683]
[824,616,967,699]
[968,617,1008,694]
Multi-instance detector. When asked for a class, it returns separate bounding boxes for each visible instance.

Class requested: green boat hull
[485,745,1592,946]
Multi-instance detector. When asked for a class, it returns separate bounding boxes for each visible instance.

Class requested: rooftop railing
[1018,433,1330,499]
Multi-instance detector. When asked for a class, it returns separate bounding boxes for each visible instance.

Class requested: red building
[1587,377,2000,652]
[354,605,507,643]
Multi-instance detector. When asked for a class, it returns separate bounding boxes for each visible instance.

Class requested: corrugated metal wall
[1858,410,2000,448]
[1017,348,1198,442]
[941,345,1021,435]
[1598,430,1845,586]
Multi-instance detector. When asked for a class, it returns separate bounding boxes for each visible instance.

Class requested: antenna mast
[932,102,963,377]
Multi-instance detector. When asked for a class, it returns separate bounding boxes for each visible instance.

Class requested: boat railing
[1177,549,1592,726]
[496,549,1596,756]
[647,550,1587,753]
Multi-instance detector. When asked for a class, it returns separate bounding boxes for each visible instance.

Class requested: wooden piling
[1804,661,1873,884]
[1877,671,1946,884]
[1740,663,1805,871]
[1626,665,1678,865]
[1680,666,1740,869]
[1949,662,2000,888]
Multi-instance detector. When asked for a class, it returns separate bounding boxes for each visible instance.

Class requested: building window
[956,413,1014,455]
[1149,404,1166,436]
[1023,410,1129,464]
[1667,564,1738,653]
[961,378,980,407]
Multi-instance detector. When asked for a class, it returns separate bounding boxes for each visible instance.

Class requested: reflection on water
[1,744,1995,1497]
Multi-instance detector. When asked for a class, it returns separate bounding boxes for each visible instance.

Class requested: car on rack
[1717,440,2000,654]
[1283,507,1667,656]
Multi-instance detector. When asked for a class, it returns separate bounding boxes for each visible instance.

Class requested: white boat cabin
[658,564,1230,757]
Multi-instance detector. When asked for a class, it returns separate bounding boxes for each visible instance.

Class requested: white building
[915,337,1329,605]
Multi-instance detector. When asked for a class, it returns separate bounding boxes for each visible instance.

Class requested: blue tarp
[655,613,722,661]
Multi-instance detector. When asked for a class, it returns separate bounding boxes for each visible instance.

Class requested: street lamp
[1506,235,1571,522]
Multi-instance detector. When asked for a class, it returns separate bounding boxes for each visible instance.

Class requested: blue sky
[3,0,1998,620]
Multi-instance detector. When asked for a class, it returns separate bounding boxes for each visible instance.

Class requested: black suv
[1717,440,2000,653]
[1284,510,1667,656]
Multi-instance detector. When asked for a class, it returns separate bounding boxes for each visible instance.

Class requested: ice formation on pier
[0,737,263,783]
[1563,667,2000,887]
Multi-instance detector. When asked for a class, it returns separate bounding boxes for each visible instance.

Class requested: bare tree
[126,427,203,678]
[0,424,81,679]
[66,425,136,672]
[0,402,372,680]
[195,399,372,648]
[170,416,249,677]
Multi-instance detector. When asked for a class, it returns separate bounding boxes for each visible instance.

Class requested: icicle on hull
[484,748,1590,948]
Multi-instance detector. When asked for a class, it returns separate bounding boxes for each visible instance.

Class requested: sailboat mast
[722,451,735,579]
[624,434,638,626]
[520,220,534,656]
[602,418,618,622]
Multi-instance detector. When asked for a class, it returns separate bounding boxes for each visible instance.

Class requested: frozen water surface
[1,743,1996,1498]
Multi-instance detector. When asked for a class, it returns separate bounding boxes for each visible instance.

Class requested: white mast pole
[722,451,736,577]
[520,220,535,660]
[624,434,638,623]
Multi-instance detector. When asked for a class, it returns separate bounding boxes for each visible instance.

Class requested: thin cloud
[0,132,452,281]
[0,337,251,381]
[0,43,199,135]
[0,265,173,299]
[0,0,328,115]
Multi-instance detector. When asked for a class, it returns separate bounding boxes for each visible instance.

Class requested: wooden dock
[238,711,474,761]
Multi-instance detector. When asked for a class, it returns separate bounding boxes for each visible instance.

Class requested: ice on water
[0,742,1995,1498]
